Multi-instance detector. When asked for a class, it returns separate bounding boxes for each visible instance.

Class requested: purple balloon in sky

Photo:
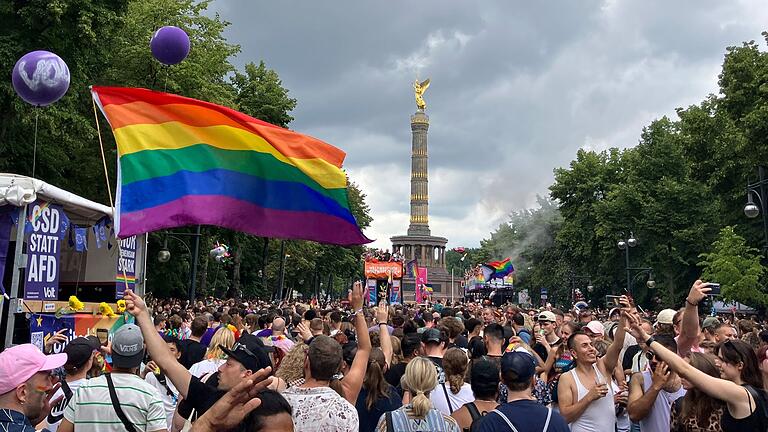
[11,50,70,107]
[150,26,191,66]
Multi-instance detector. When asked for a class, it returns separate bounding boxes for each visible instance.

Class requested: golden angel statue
[414,78,430,111]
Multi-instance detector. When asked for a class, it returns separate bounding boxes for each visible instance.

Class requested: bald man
[271,317,295,353]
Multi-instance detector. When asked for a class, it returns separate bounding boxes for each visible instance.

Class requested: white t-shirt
[64,373,167,432]
[430,382,475,415]
[145,372,179,430]
[188,358,225,377]
[45,378,86,432]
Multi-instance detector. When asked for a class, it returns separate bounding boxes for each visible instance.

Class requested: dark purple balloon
[150,26,190,66]
[12,50,70,107]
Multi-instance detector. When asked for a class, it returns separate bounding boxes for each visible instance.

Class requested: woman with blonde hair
[188,327,234,378]
[376,357,460,431]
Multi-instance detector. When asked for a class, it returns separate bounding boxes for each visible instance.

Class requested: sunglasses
[230,342,257,359]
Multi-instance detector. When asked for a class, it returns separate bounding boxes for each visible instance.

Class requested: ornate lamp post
[744,166,768,254]
[157,226,201,301]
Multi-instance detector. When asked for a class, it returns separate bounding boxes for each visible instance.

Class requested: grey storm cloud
[209,0,768,248]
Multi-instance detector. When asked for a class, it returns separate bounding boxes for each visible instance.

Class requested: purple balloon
[11,50,70,107]
[150,26,190,66]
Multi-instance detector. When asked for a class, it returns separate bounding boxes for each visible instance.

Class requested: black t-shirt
[533,337,561,363]
[384,362,407,389]
[178,373,224,418]
[178,339,207,369]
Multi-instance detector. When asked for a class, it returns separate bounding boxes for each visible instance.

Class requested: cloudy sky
[210,0,768,249]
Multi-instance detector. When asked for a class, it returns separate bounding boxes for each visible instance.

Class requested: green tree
[699,226,767,306]
[233,61,297,128]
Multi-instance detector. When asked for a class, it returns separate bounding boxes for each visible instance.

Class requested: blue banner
[116,236,137,299]
[74,226,88,252]
[25,202,66,300]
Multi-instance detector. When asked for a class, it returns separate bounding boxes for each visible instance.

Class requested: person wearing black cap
[474,352,569,431]
[421,327,448,384]
[44,336,100,431]
[122,289,273,421]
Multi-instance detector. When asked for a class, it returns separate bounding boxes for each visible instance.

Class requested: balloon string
[32,108,39,178]
[91,94,129,295]
[164,66,169,92]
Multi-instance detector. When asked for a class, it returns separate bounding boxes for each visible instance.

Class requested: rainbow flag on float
[481,257,514,281]
[91,86,371,246]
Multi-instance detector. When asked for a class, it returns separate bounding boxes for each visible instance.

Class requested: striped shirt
[376,405,461,432]
[64,373,167,432]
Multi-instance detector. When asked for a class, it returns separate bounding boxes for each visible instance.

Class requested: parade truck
[0,174,148,350]
[364,260,404,304]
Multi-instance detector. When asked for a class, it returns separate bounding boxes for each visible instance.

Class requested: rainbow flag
[482,257,514,280]
[91,87,371,246]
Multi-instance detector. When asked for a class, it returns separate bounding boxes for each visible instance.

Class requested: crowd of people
[1,280,768,431]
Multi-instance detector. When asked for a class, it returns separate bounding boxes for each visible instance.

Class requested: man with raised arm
[122,289,272,419]
[557,296,629,432]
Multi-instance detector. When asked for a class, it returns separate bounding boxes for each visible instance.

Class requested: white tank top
[639,370,686,432]
[568,364,617,432]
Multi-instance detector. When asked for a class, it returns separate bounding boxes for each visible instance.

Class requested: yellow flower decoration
[116,299,126,313]
[99,302,116,317]
[69,296,84,311]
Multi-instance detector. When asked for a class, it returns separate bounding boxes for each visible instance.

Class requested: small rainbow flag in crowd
[91,87,371,246]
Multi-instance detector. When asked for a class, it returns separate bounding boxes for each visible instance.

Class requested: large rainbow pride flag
[91,86,371,246]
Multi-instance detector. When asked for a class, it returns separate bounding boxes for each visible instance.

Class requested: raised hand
[375,301,389,324]
[296,321,313,342]
[350,281,364,311]
[686,280,711,306]
[651,361,672,391]
[44,329,68,353]
[123,289,148,318]
[622,311,649,342]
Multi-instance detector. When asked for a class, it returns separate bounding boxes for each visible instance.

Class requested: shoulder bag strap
[105,374,139,432]
[441,382,455,413]
[385,411,394,432]
[491,409,519,432]
[465,401,481,421]
[541,407,552,432]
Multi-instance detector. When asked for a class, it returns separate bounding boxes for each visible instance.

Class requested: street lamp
[744,166,768,253]
[618,232,638,295]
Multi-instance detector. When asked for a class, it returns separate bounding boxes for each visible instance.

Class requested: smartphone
[96,328,109,345]
[707,283,721,296]
[606,295,622,306]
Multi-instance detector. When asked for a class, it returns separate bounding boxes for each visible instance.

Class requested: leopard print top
[670,399,724,432]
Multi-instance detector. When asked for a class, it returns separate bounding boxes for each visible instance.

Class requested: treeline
[447,33,768,310]
[0,0,371,299]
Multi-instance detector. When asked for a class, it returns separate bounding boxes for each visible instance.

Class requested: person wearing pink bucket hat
[0,343,67,431]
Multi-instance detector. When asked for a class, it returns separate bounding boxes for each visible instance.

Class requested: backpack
[465,401,492,432]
